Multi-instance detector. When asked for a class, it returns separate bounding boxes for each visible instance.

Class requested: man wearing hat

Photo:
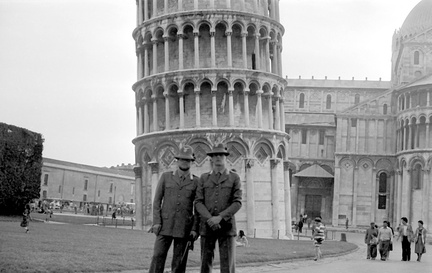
[195,143,242,273]
[148,146,199,273]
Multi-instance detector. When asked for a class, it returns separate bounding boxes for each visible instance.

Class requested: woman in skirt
[20,206,32,233]
[414,220,427,262]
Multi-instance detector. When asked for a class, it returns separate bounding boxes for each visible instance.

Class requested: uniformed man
[195,143,242,273]
[148,146,199,273]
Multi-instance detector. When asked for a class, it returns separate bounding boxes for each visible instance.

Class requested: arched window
[378,172,387,209]
[383,104,388,115]
[326,94,332,109]
[412,164,423,190]
[299,93,305,108]
[354,94,360,104]
[414,51,420,65]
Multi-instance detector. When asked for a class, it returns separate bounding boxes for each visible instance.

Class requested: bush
[0,122,43,215]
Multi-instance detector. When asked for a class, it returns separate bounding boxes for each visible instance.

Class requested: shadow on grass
[0,216,357,273]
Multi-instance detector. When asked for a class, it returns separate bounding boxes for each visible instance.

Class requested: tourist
[414,220,427,262]
[369,233,379,260]
[148,146,199,273]
[195,143,242,273]
[297,218,304,233]
[386,221,395,259]
[378,220,393,261]
[312,216,325,261]
[20,204,32,233]
[364,222,378,259]
[236,230,249,247]
[397,217,414,261]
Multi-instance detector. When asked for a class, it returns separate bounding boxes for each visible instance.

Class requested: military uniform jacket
[153,170,199,238]
[195,169,242,236]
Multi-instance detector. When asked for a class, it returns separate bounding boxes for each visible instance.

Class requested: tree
[0,123,43,215]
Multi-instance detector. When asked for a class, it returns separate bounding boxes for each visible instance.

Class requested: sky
[0,0,422,167]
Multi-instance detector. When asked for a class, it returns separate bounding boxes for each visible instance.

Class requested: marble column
[178,34,184,70]
[371,168,377,222]
[194,31,199,68]
[144,0,148,20]
[137,50,143,79]
[415,121,420,148]
[291,173,299,222]
[137,0,143,25]
[396,170,403,223]
[226,0,231,8]
[271,41,277,74]
[144,44,149,76]
[245,159,255,237]
[152,0,157,17]
[257,90,263,128]
[241,32,248,69]
[163,36,169,71]
[270,159,280,238]
[268,92,273,129]
[134,165,143,230]
[244,89,250,127]
[148,161,159,214]
[195,89,201,127]
[164,0,168,13]
[226,31,232,67]
[332,166,341,226]
[422,169,429,224]
[274,96,280,130]
[283,161,293,239]
[352,167,359,226]
[178,89,184,128]
[210,31,216,68]
[228,88,234,126]
[144,99,150,133]
[212,89,217,126]
[426,122,430,147]
[152,95,158,132]
[280,98,285,132]
[152,39,158,74]
[265,37,270,72]
[164,92,170,130]
[138,104,143,135]
[254,34,260,70]
[408,122,412,150]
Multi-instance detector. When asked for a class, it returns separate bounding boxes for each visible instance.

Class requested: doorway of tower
[305,194,322,220]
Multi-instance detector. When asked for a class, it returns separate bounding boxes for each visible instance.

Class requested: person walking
[195,143,242,273]
[20,205,32,233]
[148,146,199,273]
[297,218,304,233]
[386,221,395,259]
[312,217,325,261]
[377,220,393,261]
[397,217,414,261]
[414,220,427,262]
[364,222,378,259]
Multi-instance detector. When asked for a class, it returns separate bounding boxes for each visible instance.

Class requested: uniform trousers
[148,235,189,273]
[200,235,236,273]
[401,236,411,261]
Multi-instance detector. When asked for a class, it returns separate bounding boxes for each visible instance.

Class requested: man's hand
[207,216,222,227]
[210,224,221,231]
[149,224,162,235]
[190,231,198,241]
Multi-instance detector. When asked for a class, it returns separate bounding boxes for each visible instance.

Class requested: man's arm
[218,175,242,221]
[195,175,213,220]
[152,173,165,225]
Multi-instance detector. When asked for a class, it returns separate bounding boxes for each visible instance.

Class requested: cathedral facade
[285,0,432,229]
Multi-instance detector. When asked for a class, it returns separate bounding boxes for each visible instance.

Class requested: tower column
[274,95,280,130]
[277,44,283,76]
[241,32,247,68]
[415,120,420,148]
[195,88,201,127]
[408,121,412,150]
[228,88,234,126]
[137,0,143,25]
[268,92,273,129]
[210,31,216,68]
[226,0,231,8]
[178,89,185,128]
[133,165,143,230]
[244,89,250,127]
[152,94,158,132]
[271,41,277,74]
[212,89,217,126]
[194,0,198,9]
[422,169,429,225]
[137,104,143,135]
[163,36,169,71]
[283,161,293,239]
[144,99,150,133]
[332,166,341,226]
[152,38,158,74]
[270,159,280,238]
[226,31,232,67]
[164,92,170,130]
[371,168,377,222]
[144,0,148,20]
[148,161,159,213]
[194,31,199,68]
[137,50,143,79]
[152,0,157,17]
[178,34,184,70]
[280,97,285,132]
[352,166,359,226]
[403,123,407,150]
[144,43,149,76]
[265,37,270,72]
[255,34,260,70]
[396,170,402,222]
[257,90,263,128]
[164,0,168,13]
[245,159,255,237]
[426,121,430,147]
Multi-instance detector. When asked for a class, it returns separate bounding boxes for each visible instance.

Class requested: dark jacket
[153,170,199,238]
[195,169,242,236]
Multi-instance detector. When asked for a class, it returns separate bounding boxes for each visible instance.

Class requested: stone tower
[132,0,292,239]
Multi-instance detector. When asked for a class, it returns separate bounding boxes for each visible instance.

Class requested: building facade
[40,158,135,208]
[285,0,432,229]
[132,0,293,238]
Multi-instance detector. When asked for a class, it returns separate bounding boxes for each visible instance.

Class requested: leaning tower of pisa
[132,0,292,239]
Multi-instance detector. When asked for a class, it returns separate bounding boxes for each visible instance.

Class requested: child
[369,233,378,260]
[20,207,31,233]
[312,217,325,261]
[236,230,249,247]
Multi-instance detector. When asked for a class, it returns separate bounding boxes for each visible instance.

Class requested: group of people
[365,217,427,262]
[148,143,242,273]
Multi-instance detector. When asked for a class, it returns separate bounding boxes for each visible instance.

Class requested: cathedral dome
[400,0,432,37]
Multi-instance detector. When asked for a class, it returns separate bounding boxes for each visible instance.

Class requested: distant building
[40,158,135,208]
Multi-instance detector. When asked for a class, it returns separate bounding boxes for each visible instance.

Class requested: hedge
[0,122,43,215]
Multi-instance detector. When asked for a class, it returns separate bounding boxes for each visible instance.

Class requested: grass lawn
[0,215,357,273]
